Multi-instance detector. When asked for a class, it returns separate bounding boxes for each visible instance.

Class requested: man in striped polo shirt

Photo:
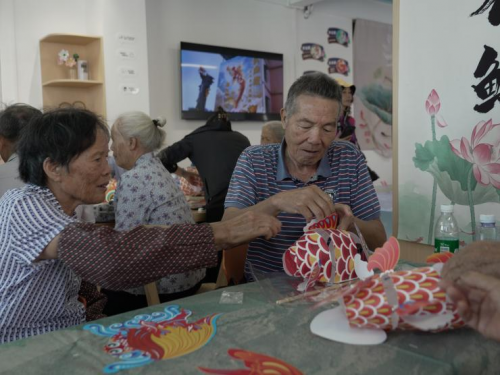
[224,73,386,280]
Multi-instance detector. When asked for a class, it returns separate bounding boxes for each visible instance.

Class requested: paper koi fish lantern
[283,214,358,288]
[310,237,465,345]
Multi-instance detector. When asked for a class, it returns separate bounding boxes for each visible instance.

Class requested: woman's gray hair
[284,72,342,117]
[115,111,166,152]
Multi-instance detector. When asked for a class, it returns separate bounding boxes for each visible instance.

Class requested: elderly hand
[210,211,281,250]
[334,203,355,231]
[440,272,500,342]
[441,241,500,283]
[271,185,335,222]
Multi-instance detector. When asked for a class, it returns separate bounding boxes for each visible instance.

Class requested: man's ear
[280,108,287,129]
[43,158,63,182]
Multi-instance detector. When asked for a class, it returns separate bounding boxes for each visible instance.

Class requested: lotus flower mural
[412,90,500,244]
[358,83,393,158]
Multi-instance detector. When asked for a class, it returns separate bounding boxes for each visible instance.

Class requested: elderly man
[223,73,386,279]
[261,121,285,145]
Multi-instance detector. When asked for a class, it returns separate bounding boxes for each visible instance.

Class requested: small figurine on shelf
[57,49,79,79]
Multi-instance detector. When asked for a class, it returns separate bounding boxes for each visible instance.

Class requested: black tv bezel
[180,42,283,121]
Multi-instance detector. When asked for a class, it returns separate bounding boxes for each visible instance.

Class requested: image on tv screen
[181,42,283,121]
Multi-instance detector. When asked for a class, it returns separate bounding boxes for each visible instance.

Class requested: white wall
[313,0,392,25]
[145,0,297,155]
[0,0,150,122]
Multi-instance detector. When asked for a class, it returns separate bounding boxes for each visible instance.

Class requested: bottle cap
[440,204,454,213]
[480,214,496,224]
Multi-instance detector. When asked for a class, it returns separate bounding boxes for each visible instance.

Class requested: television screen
[180,42,284,121]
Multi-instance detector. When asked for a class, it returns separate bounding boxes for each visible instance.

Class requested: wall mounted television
[180,42,284,121]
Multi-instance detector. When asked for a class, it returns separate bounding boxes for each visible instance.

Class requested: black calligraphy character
[472,45,500,114]
[471,0,500,26]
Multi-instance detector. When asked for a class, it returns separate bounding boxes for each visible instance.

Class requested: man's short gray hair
[115,111,166,152]
[263,121,285,143]
[284,72,342,117]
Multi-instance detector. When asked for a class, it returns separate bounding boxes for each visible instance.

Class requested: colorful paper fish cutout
[198,349,303,374]
[84,305,221,373]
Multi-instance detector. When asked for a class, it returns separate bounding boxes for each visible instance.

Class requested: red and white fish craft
[283,214,359,289]
[310,237,465,345]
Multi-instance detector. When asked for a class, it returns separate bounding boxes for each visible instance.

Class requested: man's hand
[441,272,500,342]
[334,203,355,231]
[441,241,500,283]
[210,211,281,250]
[271,185,335,222]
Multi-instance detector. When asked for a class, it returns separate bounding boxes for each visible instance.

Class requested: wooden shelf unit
[39,33,106,117]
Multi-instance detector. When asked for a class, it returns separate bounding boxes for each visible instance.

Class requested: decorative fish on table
[84,305,221,373]
[283,213,359,290]
[310,237,465,345]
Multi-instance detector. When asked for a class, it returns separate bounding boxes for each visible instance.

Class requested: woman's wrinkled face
[57,129,111,210]
[110,123,133,170]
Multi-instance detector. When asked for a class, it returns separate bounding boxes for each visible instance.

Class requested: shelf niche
[39,33,106,117]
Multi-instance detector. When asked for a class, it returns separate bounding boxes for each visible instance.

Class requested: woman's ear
[43,157,63,182]
[129,137,138,151]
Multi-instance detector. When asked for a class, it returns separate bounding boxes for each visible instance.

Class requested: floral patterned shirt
[114,153,205,294]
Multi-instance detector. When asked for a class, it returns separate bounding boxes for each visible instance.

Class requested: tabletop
[1,274,499,375]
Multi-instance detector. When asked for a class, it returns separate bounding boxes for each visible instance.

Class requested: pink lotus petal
[473,164,490,185]
[483,162,500,174]
[471,120,487,146]
[475,119,494,146]
[449,139,463,158]
[436,115,448,128]
[472,143,493,165]
[460,138,473,163]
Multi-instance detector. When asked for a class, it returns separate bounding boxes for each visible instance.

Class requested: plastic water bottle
[479,214,497,241]
[434,205,459,253]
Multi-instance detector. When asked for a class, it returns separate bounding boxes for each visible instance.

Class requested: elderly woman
[103,111,205,315]
[0,107,280,343]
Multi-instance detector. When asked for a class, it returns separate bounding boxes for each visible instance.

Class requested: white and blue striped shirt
[225,141,380,280]
[0,185,84,343]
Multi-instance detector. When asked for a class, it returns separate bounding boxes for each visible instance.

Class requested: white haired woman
[104,111,205,315]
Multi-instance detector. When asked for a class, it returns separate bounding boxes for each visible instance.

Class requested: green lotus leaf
[413,136,476,192]
[397,182,432,243]
[413,142,434,171]
[425,162,500,205]
[358,83,392,125]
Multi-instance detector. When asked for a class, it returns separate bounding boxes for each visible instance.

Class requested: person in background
[224,73,385,281]
[335,78,379,182]
[440,241,500,341]
[103,111,205,315]
[260,121,285,145]
[158,107,251,282]
[0,103,41,197]
[335,78,357,144]
[0,107,280,343]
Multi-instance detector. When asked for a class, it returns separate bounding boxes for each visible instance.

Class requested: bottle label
[434,238,459,253]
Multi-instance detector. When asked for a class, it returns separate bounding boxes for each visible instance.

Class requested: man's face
[341,87,353,108]
[281,95,340,168]
[57,129,111,208]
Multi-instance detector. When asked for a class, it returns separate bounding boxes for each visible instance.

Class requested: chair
[222,244,248,285]
[144,282,160,306]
